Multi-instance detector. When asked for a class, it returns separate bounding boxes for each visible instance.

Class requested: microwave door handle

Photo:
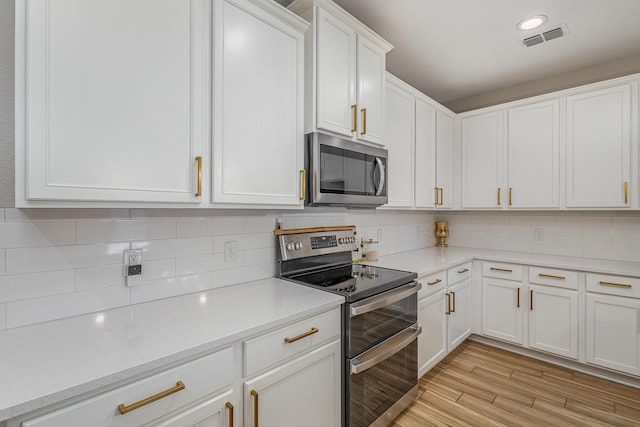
[374,157,385,196]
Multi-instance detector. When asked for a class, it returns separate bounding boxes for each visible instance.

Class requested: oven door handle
[350,325,422,375]
[350,282,421,317]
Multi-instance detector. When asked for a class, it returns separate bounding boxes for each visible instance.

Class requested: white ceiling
[284,0,640,111]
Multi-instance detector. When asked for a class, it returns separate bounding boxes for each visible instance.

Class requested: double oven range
[276,226,421,427]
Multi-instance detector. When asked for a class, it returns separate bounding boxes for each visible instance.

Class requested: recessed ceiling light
[516,15,548,31]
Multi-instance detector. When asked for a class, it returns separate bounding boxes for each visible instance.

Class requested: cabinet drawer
[482,262,523,281]
[244,307,340,377]
[20,348,234,427]
[586,273,640,298]
[448,262,472,285]
[417,271,447,300]
[529,267,578,290]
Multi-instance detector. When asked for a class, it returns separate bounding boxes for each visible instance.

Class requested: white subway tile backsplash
[0,303,5,330]
[177,216,244,238]
[175,253,220,276]
[0,221,76,248]
[77,219,176,243]
[140,259,176,282]
[0,270,75,302]
[130,272,213,304]
[6,242,130,275]
[0,250,5,275]
[75,265,126,290]
[132,237,213,260]
[213,232,273,253]
[5,208,129,221]
[213,263,274,288]
[5,287,131,328]
[245,215,278,233]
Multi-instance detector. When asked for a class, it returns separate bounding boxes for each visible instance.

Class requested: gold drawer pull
[624,181,629,204]
[118,381,185,415]
[530,289,534,311]
[497,188,501,206]
[299,169,307,200]
[490,267,513,273]
[451,291,456,313]
[360,108,367,135]
[445,293,451,315]
[351,104,357,132]
[458,268,469,274]
[599,281,632,289]
[539,273,565,280]
[509,187,513,206]
[284,327,319,344]
[438,188,444,206]
[427,279,442,286]
[226,402,234,427]
[517,287,520,308]
[251,390,259,427]
[434,187,439,206]
[195,156,203,197]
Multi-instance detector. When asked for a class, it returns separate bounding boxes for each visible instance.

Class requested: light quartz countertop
[365,246,640,278]
[0,278,344,422]
[3,247,640,422]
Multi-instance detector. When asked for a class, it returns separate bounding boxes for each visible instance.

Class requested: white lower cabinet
[147,389,235,427]
[447,279,472,351]
[418,291,447,377]
[482,277,525,345]
[528,284,578,359]
[586,293,640,376]
[243,340,341,427]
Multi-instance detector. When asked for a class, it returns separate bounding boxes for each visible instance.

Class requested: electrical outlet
[224,241,237,263]
[123,249,143,286]
[534,228,545,242]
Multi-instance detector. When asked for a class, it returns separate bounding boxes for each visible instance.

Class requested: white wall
[444,211,640,262]
[0,208,436,330]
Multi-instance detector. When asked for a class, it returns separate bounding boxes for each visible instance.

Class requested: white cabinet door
[356,35,386,145]
[315,7,357,138]
[447,279,472,351]
[244,340,341,427]
[528,284,578,359]
[566,84,631,208]
[508,100,560,208]
[385,80,415,208]
[18,0,209,204]
[148,390,235,427]
[461,112,504,209]
[414,99,437,208]
[436,111,454,209]
[586,293,640,376]
[212,0,306,206]
[418,290,447,377]
[482,278,524,345]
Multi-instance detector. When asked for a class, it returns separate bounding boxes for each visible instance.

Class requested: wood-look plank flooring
[392,340,640,427]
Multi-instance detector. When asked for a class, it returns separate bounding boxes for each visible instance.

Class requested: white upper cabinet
[289,0,392,145]
[16,0,210,205]
[460,111,505,209]
[385,77,415,208]
[508,100,560,208]
[436,111,454,209]
[566,84,632,208]
[212,0,308,207]
[415,99,437,208]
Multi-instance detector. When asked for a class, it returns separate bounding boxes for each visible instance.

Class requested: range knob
[338,238,345,244]
[294,242,302,250]
[286,242,294,251]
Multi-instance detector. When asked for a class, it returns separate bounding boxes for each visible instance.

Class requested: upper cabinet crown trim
[238,0,310,32]
[288,0,393,52]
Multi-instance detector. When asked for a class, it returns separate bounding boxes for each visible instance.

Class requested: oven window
[347,292,417,358]
[320,145,381,195]
[348,339,418,427]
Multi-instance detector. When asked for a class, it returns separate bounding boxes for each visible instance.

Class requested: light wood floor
[392,340,640,427]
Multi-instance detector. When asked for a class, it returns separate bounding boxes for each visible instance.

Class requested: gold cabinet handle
[299,169,307,200]
[438,188,444,206]
[284,327,319,344]
[516,287,520,308]
[427,279,442,286]
[351,104,357,132]
[458,268,469,274]
[539,273,566,280]
[490,267,512,273]
[360,108,367,135]
[434,187,439,206]
[497,188,501,206]
[450,291,456,313]
[226,402,234,427]
[599,281,632,288]
[118,381,185,415]
[509,187,513,206]
[445,293,451,315]
[195,156,203,197]
[530,289,534,311]
[250,390,259,427]
[624,181,629,204]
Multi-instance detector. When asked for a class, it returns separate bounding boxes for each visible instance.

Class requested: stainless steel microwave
[305,132,388,207]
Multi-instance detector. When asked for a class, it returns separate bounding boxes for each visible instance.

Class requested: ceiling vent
[522,25,566,47]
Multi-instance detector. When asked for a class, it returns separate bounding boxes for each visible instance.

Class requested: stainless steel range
[275,226,421,427]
